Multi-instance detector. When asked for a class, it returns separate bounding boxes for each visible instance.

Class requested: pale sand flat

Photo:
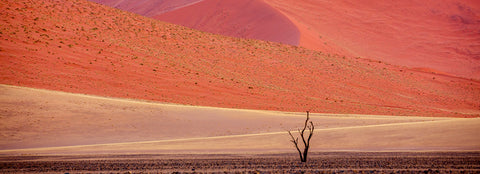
[0,84,476,155]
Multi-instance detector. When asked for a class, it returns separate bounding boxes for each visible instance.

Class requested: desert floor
[0,84,479,172]
[1,152,480,173]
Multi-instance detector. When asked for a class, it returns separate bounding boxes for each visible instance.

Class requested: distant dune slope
[92,0,480,79]
[263,0,480,79]
[90,0,300,45]
[154,0,300,45]
[90,0,204,16]
[1,0,479,117]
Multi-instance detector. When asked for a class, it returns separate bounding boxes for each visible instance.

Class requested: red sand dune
[263,0,480,79]
[1,0,479,117]
[91,0,300,45]
[90,0,204,16]
[92,0,480,79]
[153,0,300,45]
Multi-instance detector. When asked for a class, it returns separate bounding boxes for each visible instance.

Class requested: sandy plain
[1,85,479,173]
[1,84,479,155]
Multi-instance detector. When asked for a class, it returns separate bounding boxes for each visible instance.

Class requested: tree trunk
[288,111,314,163]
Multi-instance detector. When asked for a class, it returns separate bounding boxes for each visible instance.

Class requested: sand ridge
[90,0,205,16]
[91,0,300,45]
[154,0,300,45]
[263,0,480,79]
[92,0,480,79]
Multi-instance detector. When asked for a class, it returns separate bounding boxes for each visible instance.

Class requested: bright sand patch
[0,85,478,155]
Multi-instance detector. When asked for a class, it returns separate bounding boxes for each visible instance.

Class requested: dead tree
[288,111,314,162]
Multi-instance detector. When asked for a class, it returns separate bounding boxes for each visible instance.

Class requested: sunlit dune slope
[2,85,477,154]
[1,0,479,117]
[263,0,480,79]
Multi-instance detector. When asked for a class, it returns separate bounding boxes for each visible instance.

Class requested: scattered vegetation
[0,0,478,117]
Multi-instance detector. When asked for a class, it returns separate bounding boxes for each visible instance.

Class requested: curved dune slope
[1,0,479,117]
[91,0,300,46]
[263,0,480,79]
[90,0,204,16]
[154,0,300,45]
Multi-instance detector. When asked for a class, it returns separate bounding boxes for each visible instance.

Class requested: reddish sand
[92,0,480,79]
[90,0,300,45]
[263,0,480,79]
[90,0,204,16]
[0,0,479,117]
[154,0,300,45]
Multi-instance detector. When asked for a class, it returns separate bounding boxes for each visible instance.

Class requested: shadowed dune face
[263,0,480,79]
[89,0,204,16]
[154,0,300,45]
[91,0,300,45]
[1,0,479,117]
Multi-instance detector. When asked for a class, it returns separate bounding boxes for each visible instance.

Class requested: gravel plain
[1,152,479,173]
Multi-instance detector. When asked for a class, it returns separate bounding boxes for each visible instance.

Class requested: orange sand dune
[263,0,480,79]
[92,0,480,79]
[1,0,479,117]
[2,85,477,155]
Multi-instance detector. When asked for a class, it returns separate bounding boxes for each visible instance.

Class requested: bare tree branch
[300,111,310,153]
[307,121,314,143]
[287,111,314,162]
[288,130,303,161]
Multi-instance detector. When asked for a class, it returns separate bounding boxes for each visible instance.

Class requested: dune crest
[90,0,204,16]
[91,0,300,45]
[263,0,480,79]
[92,0,480,79]
[154,0,300,45]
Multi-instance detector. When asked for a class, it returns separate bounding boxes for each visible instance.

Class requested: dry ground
[1,152,479,173]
